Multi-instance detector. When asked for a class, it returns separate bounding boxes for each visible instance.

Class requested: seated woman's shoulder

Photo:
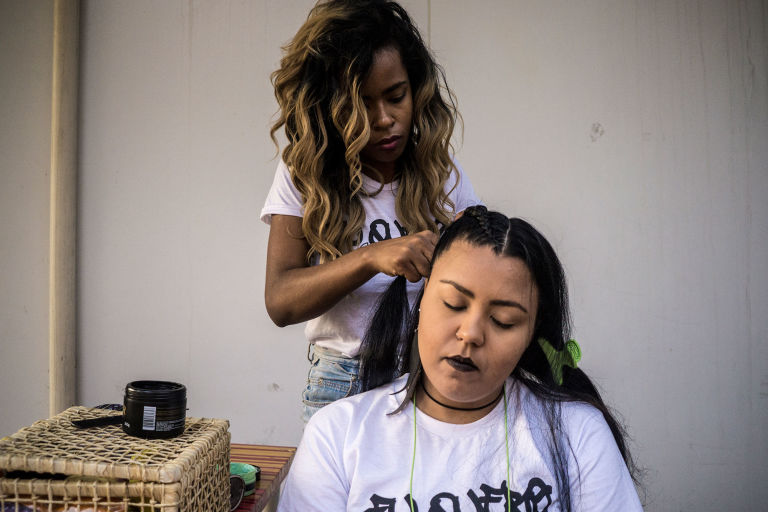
[516,382,607,432]
[307,375,408,429]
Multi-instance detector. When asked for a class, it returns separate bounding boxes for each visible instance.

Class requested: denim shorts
[302,345,360,423]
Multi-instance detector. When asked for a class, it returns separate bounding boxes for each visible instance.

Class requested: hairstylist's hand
[364,230,437,282]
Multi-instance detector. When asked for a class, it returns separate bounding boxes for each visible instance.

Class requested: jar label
[142,405,157,430]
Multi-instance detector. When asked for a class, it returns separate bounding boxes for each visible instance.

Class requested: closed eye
[492,317,515,329]
[390,93,406,103]
[442,300,464,311]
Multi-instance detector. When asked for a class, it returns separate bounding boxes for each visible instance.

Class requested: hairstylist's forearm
[265,215,435,326]
[265,249,382,327]
[264,214,379,327]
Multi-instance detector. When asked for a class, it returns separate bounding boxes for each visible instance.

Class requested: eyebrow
[440,279,529,313]
[362,81,408,98]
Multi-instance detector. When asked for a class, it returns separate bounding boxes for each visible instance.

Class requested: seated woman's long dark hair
[358,205,640,512]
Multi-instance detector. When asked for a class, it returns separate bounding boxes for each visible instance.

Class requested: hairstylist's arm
[265,214,437,327]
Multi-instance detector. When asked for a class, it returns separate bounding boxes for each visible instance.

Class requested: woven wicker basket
[0,407,230,512]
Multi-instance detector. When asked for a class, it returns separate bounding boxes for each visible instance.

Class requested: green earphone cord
[409,398,416,512]
[504,387,511,509]
[410,386,511,511]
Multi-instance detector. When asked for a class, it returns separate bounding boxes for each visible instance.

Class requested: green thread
[537,337,582,385]
[410,397,416,512]
[503,385,510,512]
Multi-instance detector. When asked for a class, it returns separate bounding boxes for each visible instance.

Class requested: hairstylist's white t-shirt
[278,375,643,511]
[261,161,480,356]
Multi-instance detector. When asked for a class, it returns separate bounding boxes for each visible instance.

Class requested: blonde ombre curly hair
[270,0,461,263]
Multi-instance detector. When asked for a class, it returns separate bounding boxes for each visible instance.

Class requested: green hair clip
[537,337,582,386]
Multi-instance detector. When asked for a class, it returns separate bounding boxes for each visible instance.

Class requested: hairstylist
[261,0,480,421]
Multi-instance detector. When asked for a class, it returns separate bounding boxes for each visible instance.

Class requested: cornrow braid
[462,205,508,252]
[478,209,495,244]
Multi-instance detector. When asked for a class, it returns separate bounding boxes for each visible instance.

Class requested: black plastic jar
[123,380,187,439]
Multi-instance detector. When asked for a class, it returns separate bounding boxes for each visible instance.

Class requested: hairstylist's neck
[362,160,397,184]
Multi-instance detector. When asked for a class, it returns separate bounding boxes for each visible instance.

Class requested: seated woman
[277,206,642,511]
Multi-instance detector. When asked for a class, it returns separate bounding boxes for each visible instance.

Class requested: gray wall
[0,0,54,433]
[2,1,766,510]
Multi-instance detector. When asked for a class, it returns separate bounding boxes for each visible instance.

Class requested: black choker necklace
[420,380,504,412]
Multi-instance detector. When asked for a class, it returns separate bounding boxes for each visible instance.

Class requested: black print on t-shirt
[367,494,397,510]
[394,220,408,237]
[364,478,553,512]
[356,218,409,248]
[367,219,409,244]
[355,217,446,249]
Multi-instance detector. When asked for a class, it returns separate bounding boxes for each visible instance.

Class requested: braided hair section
[450,205,511,256]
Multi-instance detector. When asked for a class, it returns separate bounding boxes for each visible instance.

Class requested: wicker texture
[0,407,230,512]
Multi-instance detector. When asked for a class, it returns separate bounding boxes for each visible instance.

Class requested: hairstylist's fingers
[416,229,439,244]
[398,262,419,282]
[389,251,422,281]
[410,250,432,279]
[369,230,437,279]
[416,231,437,276]
[398,231,435,281]
[413,230,437,256]
[395,254,426,282]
